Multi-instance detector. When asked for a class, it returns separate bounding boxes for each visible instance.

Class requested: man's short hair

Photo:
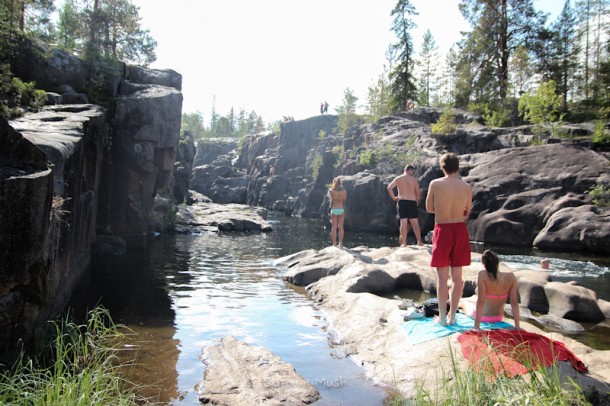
[405,164,415,172]
[439,153,459,174]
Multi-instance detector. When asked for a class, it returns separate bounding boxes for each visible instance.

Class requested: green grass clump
[387,341,591,406]
[0,307,151,405]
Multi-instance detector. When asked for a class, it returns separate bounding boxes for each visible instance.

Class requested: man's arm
[425,181,435,213]
[387,179,398,202]
[463,183,472,219]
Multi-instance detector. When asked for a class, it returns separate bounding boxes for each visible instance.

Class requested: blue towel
[402,313,514,345]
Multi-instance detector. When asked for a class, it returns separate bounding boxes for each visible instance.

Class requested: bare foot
[434,316,448,326]
[417,242,423,246]
[448,316,457,326]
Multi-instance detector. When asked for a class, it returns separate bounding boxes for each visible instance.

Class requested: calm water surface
[72,212,610,405]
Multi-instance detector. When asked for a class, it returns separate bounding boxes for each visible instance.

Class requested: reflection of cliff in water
[68,235,180,402]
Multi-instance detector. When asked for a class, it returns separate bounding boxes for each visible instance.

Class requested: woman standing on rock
[329,177,347,247]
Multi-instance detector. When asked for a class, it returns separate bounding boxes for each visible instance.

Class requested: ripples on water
[73,213,610,404]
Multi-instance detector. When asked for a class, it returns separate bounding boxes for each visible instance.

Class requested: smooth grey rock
[198,335,319,406]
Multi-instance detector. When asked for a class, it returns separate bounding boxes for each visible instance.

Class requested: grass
[0,307,155,405]
[386,338,592,406]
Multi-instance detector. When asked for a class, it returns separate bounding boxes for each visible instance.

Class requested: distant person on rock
[329,177,347,247]
[406,98,415,112]
[320,102,324,115]
[387,164,422,246]
[323,101,329,114]
[426,152,472,326]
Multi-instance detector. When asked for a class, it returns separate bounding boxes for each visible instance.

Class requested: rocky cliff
[192,110,609,254]
[0,49,182,357]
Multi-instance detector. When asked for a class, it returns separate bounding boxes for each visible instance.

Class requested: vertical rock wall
[2,105,106,355]
[96,66,183,247]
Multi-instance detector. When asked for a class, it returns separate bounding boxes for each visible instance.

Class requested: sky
[131,0,564,124]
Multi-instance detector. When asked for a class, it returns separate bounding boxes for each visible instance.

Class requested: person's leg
[409,218,423,246]
[399,218,408,246]
[338,214,345,247]
[448,266,463,325]
[436,267,449,325]
[331,215,338,246]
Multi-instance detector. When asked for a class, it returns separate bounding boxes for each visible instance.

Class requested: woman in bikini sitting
[463,250,521,331]
[328,177,347,247]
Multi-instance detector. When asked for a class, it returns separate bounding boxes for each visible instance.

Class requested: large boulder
[198,335,320,405]
[544,282,605,322]
[465,144,609,254]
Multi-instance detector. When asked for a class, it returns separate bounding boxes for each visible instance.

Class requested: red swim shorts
[430,222,471,267]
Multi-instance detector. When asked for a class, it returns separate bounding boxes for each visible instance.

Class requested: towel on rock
[402,313,513,345]
[457,329,588,379]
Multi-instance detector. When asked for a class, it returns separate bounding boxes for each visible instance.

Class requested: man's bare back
[426,175,471,224]
[387,173,420,202]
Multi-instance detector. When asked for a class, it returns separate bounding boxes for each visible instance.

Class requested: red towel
[458,329,588,379]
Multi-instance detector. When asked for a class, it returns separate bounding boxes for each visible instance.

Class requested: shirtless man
[387,165,422,246]
[425,153,472,326]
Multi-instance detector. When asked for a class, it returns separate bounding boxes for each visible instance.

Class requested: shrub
[0,66,47,118]
[358,149,376,168]
[592,120,610,144]
[587,185,610,207]
[432,109,457,135]
[311,153,323,180]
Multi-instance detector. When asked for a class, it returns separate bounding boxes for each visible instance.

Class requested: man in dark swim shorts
[387,165,422,246]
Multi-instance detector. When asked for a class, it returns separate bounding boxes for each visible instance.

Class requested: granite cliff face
[0,49,183,356]
[192,111,609,254]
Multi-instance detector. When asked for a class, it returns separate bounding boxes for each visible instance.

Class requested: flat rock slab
[277,246,610,398]
[175,200,272,233]
[197,335,319,405]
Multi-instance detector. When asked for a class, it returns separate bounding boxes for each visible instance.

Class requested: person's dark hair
[439,152,459,174]
[482,250,499,281]
[405,164,415,172]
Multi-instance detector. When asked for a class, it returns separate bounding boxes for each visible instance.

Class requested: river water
[71,212,610,405]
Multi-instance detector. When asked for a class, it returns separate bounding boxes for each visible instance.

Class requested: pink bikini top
[485,293,508,299]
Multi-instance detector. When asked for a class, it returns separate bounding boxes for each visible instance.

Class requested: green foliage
[482,104,512,128]
[0,67,47,118]
[182,111,205,141]
[331,145,343,155]
[412,344,589,406]
[358,149,376,168]
[588,184,610,207]
[518,80,563,140]
[318,130,327,139]
[336,87,360,134]
[311,153,323,180]
[592,120,610,144]
[431,108,457,135]
[0,307,145,405]
[365,66,391,122]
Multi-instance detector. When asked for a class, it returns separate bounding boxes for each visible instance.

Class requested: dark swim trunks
[397,199,418,219]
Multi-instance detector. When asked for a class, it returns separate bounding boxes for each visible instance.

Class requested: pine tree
[457,0,547,104]
[549,0,580,111]
[388,0,418,113]
[417,29,438,107]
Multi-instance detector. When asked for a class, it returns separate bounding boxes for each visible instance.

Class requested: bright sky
[131,0,564,124]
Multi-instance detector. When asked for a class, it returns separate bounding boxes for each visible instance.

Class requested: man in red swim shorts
[425,152,472,326]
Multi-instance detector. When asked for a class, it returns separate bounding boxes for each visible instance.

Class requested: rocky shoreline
[197,245,610,404]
